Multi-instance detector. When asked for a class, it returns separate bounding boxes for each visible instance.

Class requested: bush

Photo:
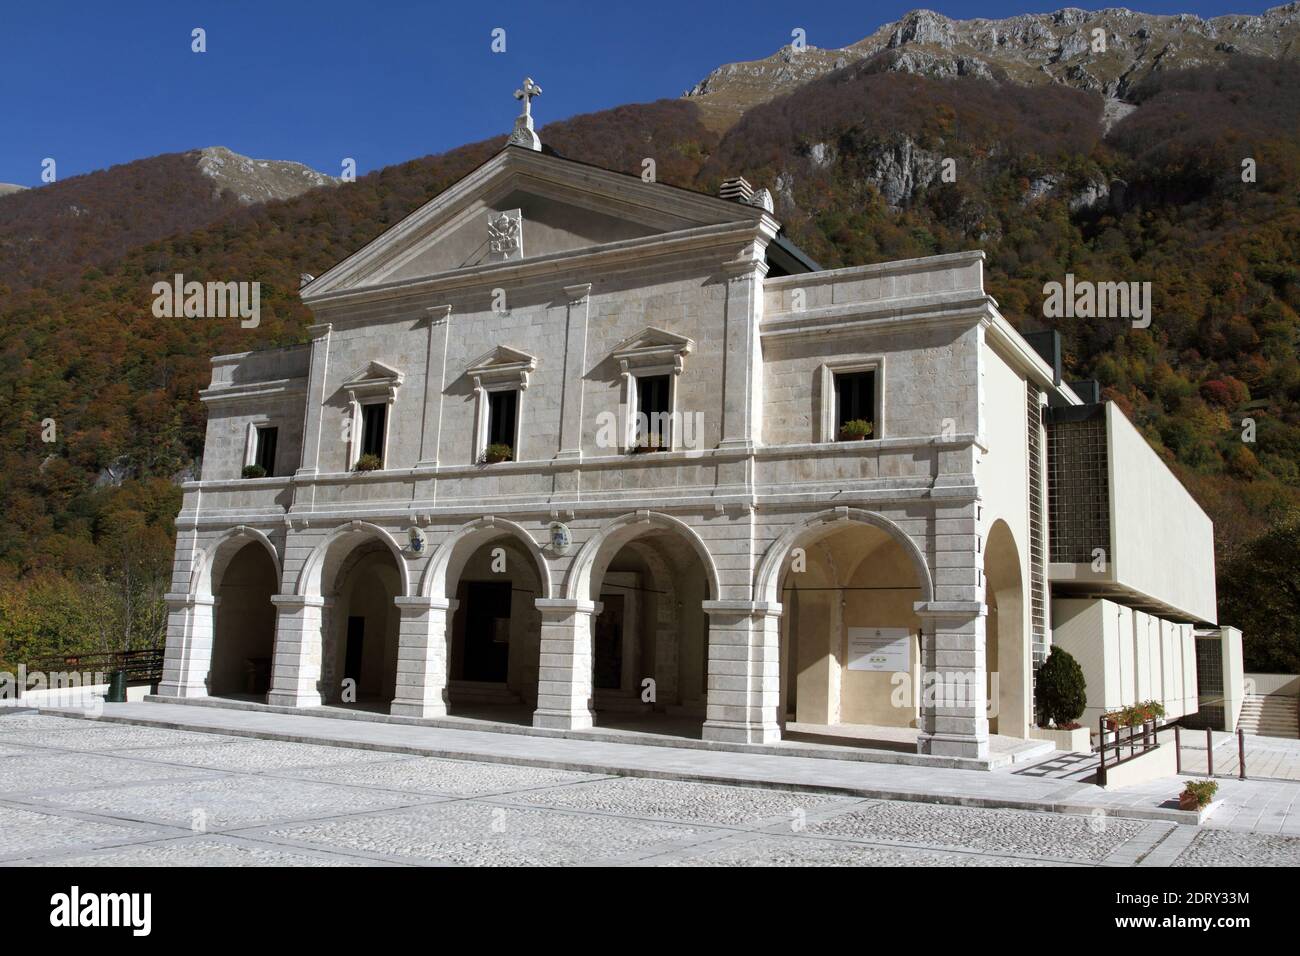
[1181,779,1218,808]
[483,443,513,464]
[241,464,266,479]
[353,453,383,472]
[1035,647,1087,727]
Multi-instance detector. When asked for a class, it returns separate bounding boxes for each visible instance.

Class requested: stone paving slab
[284,755,604,797]
[4,713,1299,867]
[22,773,439,830]
[261,801,714,867]
[11,835,381,868]
[40,703,1198,823]
[0,750,213,795]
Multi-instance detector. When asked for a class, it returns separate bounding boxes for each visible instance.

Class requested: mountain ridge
[684,4,1300,127]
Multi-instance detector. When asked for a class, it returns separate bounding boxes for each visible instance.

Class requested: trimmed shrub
[1035,646,1087,727]
[354,453,383,472]
[241,464,266,479]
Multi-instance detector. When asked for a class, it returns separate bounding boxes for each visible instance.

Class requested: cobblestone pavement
[3,714,1299,867]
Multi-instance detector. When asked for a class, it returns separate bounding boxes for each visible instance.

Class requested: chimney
[719,177,754,204]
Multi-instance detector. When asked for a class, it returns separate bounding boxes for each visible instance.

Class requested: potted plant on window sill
[631,435,667,454]
[483,443,513,464]
[241,464,267,479]
[839,419,873,441]
[354,453,383,472]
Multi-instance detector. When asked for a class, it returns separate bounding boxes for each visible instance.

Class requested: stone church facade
[159,91,1218,759]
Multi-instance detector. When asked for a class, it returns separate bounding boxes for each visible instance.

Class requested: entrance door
[344,616,365,686]
[593,594,625,690]
[464,581,511,682]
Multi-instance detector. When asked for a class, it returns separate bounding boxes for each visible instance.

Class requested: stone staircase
[1238,694,1300,739]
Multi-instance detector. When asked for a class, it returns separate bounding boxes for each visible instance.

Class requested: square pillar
[267,594,325,707]
[915,601,990,758]
[390,596,455,718]
[532,598,598,730]
[701,600,782,744]
[157,593,215,698]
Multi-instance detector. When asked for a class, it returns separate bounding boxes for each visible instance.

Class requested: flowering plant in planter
[483,443,513,464]
[354,453,383,472]
[632,434,667,453]
[838,419,873,441]
[1180,779,1218,811]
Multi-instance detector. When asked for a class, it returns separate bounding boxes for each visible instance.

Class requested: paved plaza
[2,711,1299,866]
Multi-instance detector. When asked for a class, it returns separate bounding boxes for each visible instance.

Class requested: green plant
[354,453,383,472]
[632,434,666,453]
[241,463,266,479]
[483,443,513,464]
[1181,779,1218,809]
[1035,646,1088,728]
[1140,699,1166,720]
[839,419,873,440]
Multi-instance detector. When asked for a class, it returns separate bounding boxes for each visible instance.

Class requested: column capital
[701,599,782,619]
[271,593,327,609]
[394,595,457,612]
[913,600,985,620]
[534,598,601,615]
[164,592,215,608]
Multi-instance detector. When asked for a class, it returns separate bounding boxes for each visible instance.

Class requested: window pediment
[466,344,538,389]
[341,360,404,400]
[611,326,694,374]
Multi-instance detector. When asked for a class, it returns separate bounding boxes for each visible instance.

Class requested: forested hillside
[1,59,1296,670]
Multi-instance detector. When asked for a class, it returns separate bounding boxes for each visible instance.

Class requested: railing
[1174,724,1248,781]
[1096,714,1162,786]
[25,648,165,684]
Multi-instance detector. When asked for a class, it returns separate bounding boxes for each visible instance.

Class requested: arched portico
[535,511,717,732]
[268,521,411,709]
[160,526,282,700]
[985,519,1029,736]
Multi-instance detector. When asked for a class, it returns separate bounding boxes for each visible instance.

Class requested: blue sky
[0,0,1272,186]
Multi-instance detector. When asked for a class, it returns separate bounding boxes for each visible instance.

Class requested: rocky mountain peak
[192,146,337,205]
[684,5,1300,129]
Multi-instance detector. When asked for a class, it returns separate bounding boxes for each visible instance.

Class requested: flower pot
[1179,792,1199,812]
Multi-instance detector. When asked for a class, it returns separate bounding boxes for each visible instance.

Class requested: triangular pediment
[466,344,537,374]
[301,147,768,300]
[611,326,695,361]
[342,360,403,388]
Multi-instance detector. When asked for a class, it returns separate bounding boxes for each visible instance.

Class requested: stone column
[532,598,598,730]
[157,593,215,698]
[555,283,592,461]
[267,594,325,707]
[701,600,782,744]
[915,601,989,758]
[390,596,455,718]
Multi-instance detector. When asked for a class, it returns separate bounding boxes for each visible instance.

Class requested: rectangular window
[360,402,387,461]
[254,426,278,474]
[635,373,671,446]
[487,389,518,450]
[834,370,875,438]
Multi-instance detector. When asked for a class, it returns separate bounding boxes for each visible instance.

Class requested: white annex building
[160,83,1228,761]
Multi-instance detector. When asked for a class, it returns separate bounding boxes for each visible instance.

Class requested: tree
[1035,647,1088,727]
[1218,511,1300,673]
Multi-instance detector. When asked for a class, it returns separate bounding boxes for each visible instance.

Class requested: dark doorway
[344,616,365,685]
[463,581,511,682]
[593,594,625,690]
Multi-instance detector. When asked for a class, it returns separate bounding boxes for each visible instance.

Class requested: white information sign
[847,627,911,673]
